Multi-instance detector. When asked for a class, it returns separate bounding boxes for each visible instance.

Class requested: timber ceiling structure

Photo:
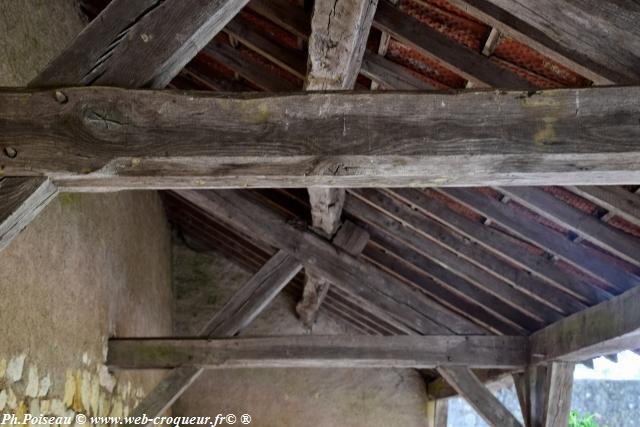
[2,0,640,425]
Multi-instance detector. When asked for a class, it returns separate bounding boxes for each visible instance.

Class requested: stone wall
[1,1,174,420]
[172,243,431,427]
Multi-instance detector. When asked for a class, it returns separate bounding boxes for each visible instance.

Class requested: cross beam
[2,86,640,189]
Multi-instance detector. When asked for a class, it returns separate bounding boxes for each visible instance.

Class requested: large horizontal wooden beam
[107,335,529,370]
[530,285,640,363]
[3,86,640,189]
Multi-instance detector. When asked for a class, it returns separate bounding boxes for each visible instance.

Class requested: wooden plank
[447,0,640,85]
[0,178,57,252]
[441,188,640,292]
[108,335,529,369]
[498,186,640,269]
[512,373,529,427]
[392,189,611,306]
[437,367,523,427]
[296,221,369,328]
[348,190,565,324]
[4,86,640,189]
[568,186,640,228]
[31,0,250,89]
[361,51,435,90]
[523,365,547,427]
[172,189,486,335]
[373,1,533,89]
[530,285,640,363]
[202,41,300,91]
[544,362,574,427]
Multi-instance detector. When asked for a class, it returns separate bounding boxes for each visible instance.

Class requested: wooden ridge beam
[172,189,486,335]
[441,188,640,292]
[108,335,529,370]
[3,86,640,189]
[131,249,302,418]
[438,366,523,427]
[530,285,640,363]
[446,0,640,85]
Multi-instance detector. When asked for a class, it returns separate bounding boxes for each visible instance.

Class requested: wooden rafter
[171,189,486,335]
[447,0,640,84]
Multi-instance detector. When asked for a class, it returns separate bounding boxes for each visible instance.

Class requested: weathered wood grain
[448,0,640,84]
[306,0,377,90]
[437,366,523,427]
[0,177,57,252]
[108,335,529,369]
[348,190,564,326]
[441,188,640,291]
[130,249,301,419]
[530,285,640,363]
[296,221,369,328]
[172,189,486,335]
[374,1,533,89]
[544,362,574,427]
[3,86,640,189]
[346,190,583,317]
[392,189,611,305]
[498,187,640,269]
[361,51,435,90]
[31,0,250,89]
[223,15,307,79]
[568,186,640,228]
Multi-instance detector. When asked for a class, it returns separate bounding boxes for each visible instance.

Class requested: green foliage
[568,410,600,427]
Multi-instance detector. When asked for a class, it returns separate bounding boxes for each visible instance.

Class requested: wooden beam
[296,221,370,328]
[427,369,509,400]
[4,86,640,189]
[347,191,583,317]
[544,362,574,427]
[392,189,611,306]
[373,1,533,89]
[426,399,449,427]
[305,0,377,90]
[131,249,301,418]
[441,188,640,292]
[437,366,523,427]
[108,335,529,369]
[0,178,57,252]
[361,51,436,90]
[568,186,640,229]
[530,285,640,363]
[223,15,307,79]
[307,187,346,237]
[31,0,250,89]
[498,186,640,269]
[447,0,640,85]
[172,189,486,335]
